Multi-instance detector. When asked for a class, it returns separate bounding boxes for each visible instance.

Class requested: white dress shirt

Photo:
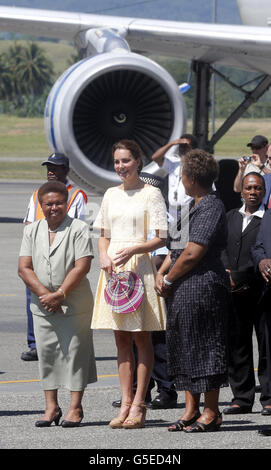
[238,203,265,232]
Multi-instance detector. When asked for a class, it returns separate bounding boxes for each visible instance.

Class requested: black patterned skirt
[166,268,230,394]
[173,373,228,394]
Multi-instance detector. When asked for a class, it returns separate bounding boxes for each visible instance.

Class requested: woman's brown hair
[38,181,68,204]
[182,149,219,189]
[112,139,143,173]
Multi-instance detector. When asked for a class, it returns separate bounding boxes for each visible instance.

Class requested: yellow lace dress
[91,184,168,331]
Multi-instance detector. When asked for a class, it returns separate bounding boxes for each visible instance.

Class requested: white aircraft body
[0,0,270,192]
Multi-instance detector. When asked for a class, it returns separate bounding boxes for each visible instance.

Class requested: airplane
[0,0,271,193]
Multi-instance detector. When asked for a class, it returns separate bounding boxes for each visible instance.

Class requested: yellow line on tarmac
[0,294,17,297]
[0,379,41,384]
[98,374,119,378]
[0,374,119,385]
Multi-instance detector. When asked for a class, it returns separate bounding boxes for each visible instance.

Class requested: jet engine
[45,46,186,193]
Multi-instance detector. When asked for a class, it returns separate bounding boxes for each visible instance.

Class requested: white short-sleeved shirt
[162,153,192,207]
[162,153,216,208]
[244,161,270,177]
[23,179,86,223]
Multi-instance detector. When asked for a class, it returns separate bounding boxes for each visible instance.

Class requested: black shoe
[148,393,177,409]
[35,409,62,427]
[223,405,252,415]
[183,412,222,433]
[21,348,38,361]
[258,427,271,436]
[261,407,271,416]
[112,399,122,408]
[61,417,83,428]
[168,411,201,432]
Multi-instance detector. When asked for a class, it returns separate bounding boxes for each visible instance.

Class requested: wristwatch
[163,275,173,286]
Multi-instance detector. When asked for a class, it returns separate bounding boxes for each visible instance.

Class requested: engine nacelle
[44,50,186,193]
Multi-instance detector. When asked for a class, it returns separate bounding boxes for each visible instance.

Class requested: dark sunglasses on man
[251,145,264,151]
[179,143,190,153]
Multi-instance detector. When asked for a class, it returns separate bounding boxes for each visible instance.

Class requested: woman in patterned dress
[155,149,230,433]
[91,140,168,429]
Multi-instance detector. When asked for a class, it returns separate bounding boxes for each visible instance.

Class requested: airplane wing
[0,6,271,75]
[1,4,271,196]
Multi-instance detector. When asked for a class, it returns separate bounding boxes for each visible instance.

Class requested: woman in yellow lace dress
[91,140,167,429]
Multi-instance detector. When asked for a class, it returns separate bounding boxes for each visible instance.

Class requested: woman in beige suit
[18,181,97,428]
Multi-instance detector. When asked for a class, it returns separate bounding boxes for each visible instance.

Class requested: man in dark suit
[252,200,271,433]
[222,172,271,415]
[262,146,271,208]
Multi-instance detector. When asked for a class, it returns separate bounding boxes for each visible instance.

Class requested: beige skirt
[33,312,97,391]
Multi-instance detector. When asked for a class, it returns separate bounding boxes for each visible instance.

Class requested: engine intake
[45,50,186,193]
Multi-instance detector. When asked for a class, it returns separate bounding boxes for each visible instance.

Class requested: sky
[0,0,241,24]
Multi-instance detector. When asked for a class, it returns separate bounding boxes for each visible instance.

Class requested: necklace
[48,228,58,233]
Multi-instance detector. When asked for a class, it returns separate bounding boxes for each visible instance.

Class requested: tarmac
[0,180,270,460]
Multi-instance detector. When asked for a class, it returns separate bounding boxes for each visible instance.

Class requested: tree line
[0,40,271,119]
[0,42,54,117]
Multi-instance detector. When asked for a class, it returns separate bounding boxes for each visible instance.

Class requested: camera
[242,156,252,162]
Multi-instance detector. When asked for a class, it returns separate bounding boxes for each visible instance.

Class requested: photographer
[233,135,271,193]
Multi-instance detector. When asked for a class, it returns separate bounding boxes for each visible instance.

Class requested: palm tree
[5,43,26,102]
[14,42,54,97]
[0,41,54,115]
[0,53,13,100]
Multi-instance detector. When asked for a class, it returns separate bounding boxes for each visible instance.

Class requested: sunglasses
[179,143,190,151]
[250,145,264,150]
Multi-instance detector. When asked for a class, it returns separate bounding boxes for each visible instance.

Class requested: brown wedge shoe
[109,402,132,429]
[122,403,147,429]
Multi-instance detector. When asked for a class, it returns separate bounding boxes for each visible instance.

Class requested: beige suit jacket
[19,215,93,316]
